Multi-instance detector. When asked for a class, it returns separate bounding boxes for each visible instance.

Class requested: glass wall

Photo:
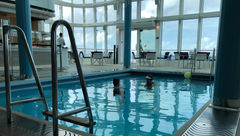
[204,0,221,12]
[62,6,72,23]
[107,26,116,51]
[74,27,84,50]
[141,0,157,18]
[182,19,198,51]
[85,27,94,54]
[96,27,105,51]
[183,0,200,14]
[163,0,180,16]
[107,5,116,22]
[85,8,94,23]
[162,21,178,51]
[74,8,83,24]
[140,30,155,51]
[201,17,220,51]
[97,7,105,23]
[45,0,221,59]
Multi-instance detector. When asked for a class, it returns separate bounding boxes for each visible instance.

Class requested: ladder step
[11,97,43,106]
[43,110,96,127]
[58,107,89,119]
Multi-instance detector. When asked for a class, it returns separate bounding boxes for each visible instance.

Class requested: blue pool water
[0,75,212,136]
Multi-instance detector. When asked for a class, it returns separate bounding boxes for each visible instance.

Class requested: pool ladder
[2,25,49,123]
[2,22,95,136]
[42,20,95,136]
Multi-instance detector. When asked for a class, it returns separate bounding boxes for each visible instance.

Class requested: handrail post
[51,20,94,135]
[210,48,216,76]
[2,26,11,124]
[2,25,49,124]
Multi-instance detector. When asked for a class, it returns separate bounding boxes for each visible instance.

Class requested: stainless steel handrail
[210,48,216,81]
[2,25,49,123]
[50,20,94,136]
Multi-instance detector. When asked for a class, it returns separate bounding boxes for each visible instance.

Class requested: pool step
[43,110,96,127]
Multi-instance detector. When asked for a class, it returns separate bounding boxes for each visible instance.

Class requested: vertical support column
[177,21,183,52]
[196,19,202,52]
[213,0,240,108]
[137,0,141,19]
[15,0,33,79]
[177,0,184,52]
[136,30,140,55]
[93,2,97,51]
[83,1,86,53]
[196,0,204,52]
[104,5,108,53]
[155,22,160,57]
[124,0,132,68]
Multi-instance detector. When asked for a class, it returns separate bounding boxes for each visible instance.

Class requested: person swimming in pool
[145,74,156,90]
[113,78,124,96]
[113,78,125,104]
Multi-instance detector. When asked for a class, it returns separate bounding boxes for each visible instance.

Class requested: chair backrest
[146,52,156,60]
[79,51,84,58]
[196,54,208,61]
[164,52,170,59]
[92,52,103,59]
[174,52,180,60]
[132,52,136,59]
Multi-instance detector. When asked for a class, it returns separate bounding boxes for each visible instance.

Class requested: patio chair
[145,52,156,66]
[91,51,103,65]
[79,51,91,63]
[195,53,208,68]
[103,52,113,64]
[132,52,142,65]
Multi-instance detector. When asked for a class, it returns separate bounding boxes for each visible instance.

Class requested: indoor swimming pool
[0,74,212,136]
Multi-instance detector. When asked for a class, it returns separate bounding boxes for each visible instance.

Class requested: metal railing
[2,25,49,123]
[49,20,94,136]
[210,48,216,81]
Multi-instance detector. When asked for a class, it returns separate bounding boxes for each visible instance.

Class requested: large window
[162,21,178,51]
[184,0,200,14]
[182,19,198,51]
[44,23,50,32]
[85,27,94,54]
[97,7,105,23]
[74,27,83,50]
[73,0,82,4]
[108,5,116,22]
[85,0,93,4]
[132,1,137,19]
[140,30,155,51]
[107,26,116,51]
[163,0,180,16]
[141,0,157,18]
[201,17,219,51]
[131,30,137,52]
[96,27,105,51]
[62,0,71,3]
[62,6,72,23]
[204,0,221,12]
[85,8,94,23]
[74,8,83,24]
[63,27,71,50]
[96,0,104,2]
[54,5,60,20]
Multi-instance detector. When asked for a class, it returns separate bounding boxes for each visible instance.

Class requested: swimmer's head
[146,74,153,80]
[113,78,120,87]
[146,74,153,87]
